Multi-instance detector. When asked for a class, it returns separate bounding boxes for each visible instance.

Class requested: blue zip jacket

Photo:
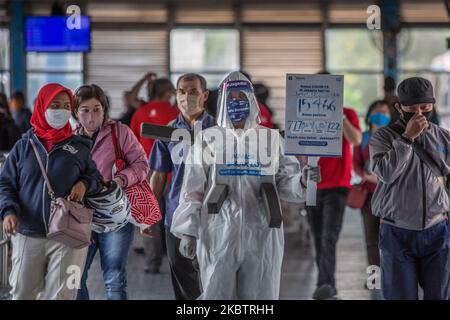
[0,129,103,237]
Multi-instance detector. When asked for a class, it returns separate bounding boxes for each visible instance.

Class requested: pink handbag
[30,139,93,249]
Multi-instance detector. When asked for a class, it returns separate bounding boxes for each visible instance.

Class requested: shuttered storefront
[242,30,323,128]
[87,30,168,119]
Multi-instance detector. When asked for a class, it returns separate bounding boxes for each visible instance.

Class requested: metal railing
[0,232,8,288]
[0,153,10,294]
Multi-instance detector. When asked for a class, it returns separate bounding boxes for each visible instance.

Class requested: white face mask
[45,109,71,129]
[177,93,202,116]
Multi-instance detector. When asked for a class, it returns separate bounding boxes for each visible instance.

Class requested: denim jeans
[379,220,450,300]
[77,222,134,300]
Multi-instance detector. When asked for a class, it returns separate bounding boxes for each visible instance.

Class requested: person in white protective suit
[170,71,321,299]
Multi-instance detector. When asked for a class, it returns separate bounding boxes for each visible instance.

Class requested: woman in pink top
[72,84,149,300]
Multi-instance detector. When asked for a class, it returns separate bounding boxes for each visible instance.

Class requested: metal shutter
[400,0,449,23]
[328,1,374,23]
[241,3,322,23]
[87,3,167,23]
[174,6,235,24]
[87,29,168,119]
[242,29,323,129]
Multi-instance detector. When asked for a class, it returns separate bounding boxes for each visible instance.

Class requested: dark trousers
[306,187,349,287]
[361,193,380,267]
[165,227,202,300]
[143,220,165,269]
[379,220,450,300]
[142,198,166,269]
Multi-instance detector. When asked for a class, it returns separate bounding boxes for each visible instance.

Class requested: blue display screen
[25,16,91,52]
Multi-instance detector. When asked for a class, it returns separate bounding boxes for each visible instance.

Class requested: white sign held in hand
[284,74,344,206]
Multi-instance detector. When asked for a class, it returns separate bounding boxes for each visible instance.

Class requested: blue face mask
[369,113,391,127]
[227,98,250,124]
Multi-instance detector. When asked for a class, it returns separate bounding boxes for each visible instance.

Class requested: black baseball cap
[397,77,436,106]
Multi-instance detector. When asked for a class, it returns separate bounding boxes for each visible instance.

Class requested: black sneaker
[312,284,337,300]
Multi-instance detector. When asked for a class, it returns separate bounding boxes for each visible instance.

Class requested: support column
[381,0,400,84]
[9,0,26,94]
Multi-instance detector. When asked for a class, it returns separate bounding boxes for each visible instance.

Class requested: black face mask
[402,111,432,123]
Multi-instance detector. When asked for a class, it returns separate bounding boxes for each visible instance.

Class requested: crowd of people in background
[0,71,449,301]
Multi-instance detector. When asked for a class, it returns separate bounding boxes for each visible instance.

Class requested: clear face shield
[217,72,261,129]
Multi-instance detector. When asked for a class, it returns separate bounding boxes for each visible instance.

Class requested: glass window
[26,52,84,109]
[398,28,450,70]
[27,73,83,107]
[326,29,383,71]
[170,29,239,89]
[0,28,10,96]
[341,73,384,119]
[326,29,384,128]
[27,52,83,72]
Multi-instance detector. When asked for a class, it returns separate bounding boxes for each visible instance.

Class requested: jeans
[306,187,348,287]
[77,222,134,300]
[379,220,450,300]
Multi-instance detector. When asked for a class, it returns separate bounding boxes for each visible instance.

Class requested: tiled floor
[86,207,373,300]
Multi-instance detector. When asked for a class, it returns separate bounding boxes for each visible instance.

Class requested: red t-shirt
[258,103,274,129]
[317,107,361,190]
[130,101,179,158]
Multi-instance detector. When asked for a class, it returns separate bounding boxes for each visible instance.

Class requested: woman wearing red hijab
[0,83,103,300]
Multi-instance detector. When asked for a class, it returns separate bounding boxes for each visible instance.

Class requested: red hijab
[30,83,74,152]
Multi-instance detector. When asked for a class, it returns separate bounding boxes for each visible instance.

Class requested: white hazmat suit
[171,72,307,299]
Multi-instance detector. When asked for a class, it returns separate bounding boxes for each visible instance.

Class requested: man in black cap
[369,77,450,300]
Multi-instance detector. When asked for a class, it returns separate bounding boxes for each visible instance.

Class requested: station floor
[85,207,376,300]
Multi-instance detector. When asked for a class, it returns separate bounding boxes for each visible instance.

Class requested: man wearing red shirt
[305,107,362,300]
[130,79,179,158]
[130,78,178,274]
